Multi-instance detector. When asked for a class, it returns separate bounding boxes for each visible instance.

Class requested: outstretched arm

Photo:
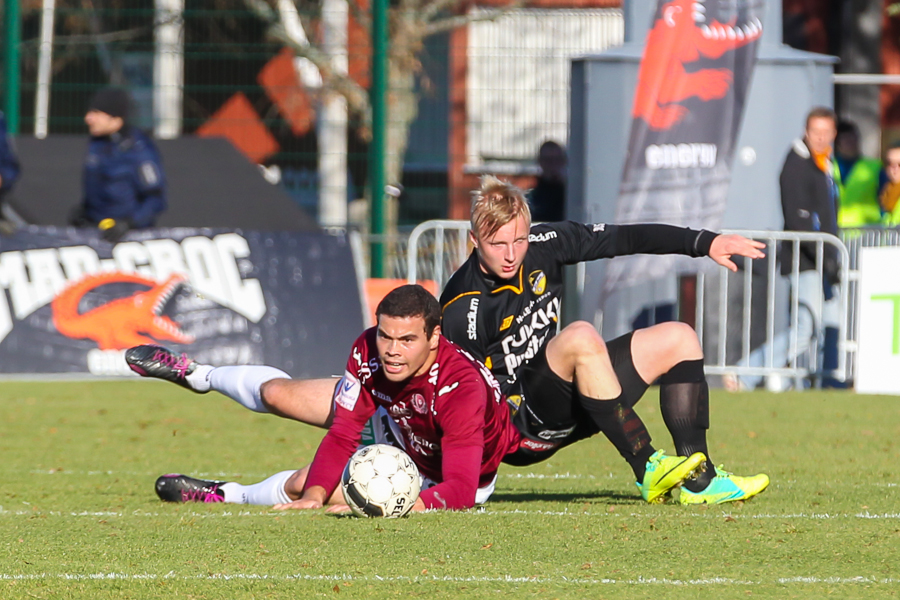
[708,234,766,272]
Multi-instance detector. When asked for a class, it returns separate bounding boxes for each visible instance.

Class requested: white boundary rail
[705,230,852,385]
[406,220,473,289]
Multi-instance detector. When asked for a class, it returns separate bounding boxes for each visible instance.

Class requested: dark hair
[539,140,565,156]
[836,120,859,138]
[806,106,837,129]
[88,88,131,120]
[375,284,441,337]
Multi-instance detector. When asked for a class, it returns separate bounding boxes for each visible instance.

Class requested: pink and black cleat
[125,345,204,392]
[155,474,226,503]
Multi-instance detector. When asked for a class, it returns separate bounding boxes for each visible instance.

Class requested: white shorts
[359,406,497,505]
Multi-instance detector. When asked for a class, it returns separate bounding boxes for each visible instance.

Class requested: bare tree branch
[398,0,425,16]
[244,0,278,21]
[423,4,522,37]
[48,26,151,44]
[420,0,465,23]
[421,0,524,25]
[263,20,372,129]
[46,12,182,45]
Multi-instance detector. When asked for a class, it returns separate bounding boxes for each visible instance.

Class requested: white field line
[0,572,899,586]
[2,506,900,520]
[20,470,612,480]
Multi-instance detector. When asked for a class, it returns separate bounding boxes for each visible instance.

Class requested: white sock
[185,364,214,392]
[220,470,295,505]
[207,365,291,413]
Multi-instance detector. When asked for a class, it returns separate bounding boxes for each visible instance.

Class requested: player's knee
[656,321,702,360]
[259,377,292,411]
[560,321,608,359]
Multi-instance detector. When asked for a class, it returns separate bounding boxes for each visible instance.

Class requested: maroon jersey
[304,328,522,510]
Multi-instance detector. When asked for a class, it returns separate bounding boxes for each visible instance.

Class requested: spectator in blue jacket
[70,88,167,242]
[0,110,21,214]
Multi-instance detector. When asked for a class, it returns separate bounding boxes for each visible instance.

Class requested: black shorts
[502,331,634,467]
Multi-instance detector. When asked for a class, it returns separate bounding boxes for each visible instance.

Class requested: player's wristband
[693,229,718,257]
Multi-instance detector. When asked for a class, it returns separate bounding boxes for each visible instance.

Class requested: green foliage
[2,381,900,599]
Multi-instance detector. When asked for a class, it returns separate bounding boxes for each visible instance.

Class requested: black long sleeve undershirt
[612,224,718,258]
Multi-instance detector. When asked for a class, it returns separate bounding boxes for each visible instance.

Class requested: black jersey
[440,221,716,394]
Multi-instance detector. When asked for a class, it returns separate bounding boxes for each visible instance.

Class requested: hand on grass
[324,504,352,515]
[273,498,323,511]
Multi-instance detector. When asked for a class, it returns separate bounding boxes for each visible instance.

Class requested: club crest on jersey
[411,393,427,414]
[506,394,523,416]
[528,271,547,295]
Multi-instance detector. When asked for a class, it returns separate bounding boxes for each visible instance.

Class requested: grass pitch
[2,380,900,599]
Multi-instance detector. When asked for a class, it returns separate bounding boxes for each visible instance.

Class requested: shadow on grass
[489,490,640,505]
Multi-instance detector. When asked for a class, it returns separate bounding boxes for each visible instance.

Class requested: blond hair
[470,175,531,240]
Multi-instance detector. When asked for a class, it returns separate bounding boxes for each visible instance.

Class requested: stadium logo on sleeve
[528,231,557,243]
[528,271,547,296]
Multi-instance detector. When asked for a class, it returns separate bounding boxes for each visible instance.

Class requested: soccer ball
[341,444,421,518]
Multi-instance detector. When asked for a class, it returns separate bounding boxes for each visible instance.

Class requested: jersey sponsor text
[466,297,479,340]
[500,297,560,376]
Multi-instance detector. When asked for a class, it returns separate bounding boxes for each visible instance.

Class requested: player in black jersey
[440,176,770,505]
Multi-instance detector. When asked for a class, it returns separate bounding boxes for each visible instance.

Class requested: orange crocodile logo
[52,272,195,350]
[633,0,762,130]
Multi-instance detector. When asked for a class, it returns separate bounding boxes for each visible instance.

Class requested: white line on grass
[3,506,900,520]
[0,572,898,586]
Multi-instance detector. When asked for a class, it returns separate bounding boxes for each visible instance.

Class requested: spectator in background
[527,140,567,222]
[726,107,843,392]
[0,110,21,232]
[70,88,167,243]
[834,120,882,227]
[879,141,900,225]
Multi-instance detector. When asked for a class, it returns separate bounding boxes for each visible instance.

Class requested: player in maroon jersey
[147,285,522,511]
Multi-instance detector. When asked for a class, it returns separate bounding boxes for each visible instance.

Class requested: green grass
[2,380,900,599]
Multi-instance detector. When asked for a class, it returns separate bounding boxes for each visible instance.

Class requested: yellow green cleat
[637,450,707,503]
[678,468,770,505]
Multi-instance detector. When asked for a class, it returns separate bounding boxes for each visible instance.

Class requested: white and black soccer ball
[341,444,421,518]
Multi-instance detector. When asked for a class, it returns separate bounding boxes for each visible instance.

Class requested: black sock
[578,392,655,481]
[658,359,716,491]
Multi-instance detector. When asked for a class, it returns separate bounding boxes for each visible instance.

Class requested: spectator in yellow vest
[880,141,900,226]
[834,120,883,227]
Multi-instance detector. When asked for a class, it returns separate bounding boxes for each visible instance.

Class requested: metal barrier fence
[405,220,472,288]
[703,230,851,387]
[405,220,874,387]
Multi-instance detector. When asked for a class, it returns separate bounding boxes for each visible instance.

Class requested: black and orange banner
[605,0,764,292]
[0,227,364,377]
